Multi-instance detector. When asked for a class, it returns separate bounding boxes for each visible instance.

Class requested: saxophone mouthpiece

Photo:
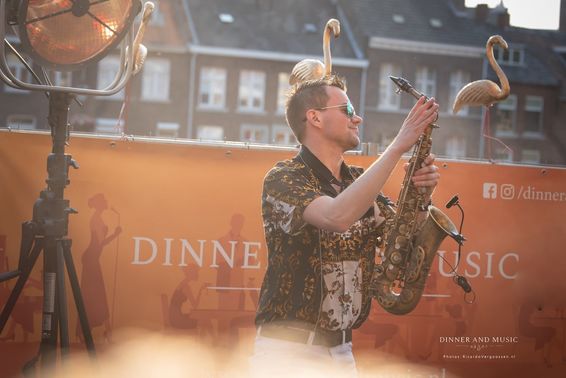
[389,76,410,93]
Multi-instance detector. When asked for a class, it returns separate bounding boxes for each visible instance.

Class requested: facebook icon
[483,183,497,199]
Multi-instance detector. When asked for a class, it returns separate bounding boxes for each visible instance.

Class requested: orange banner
[1,131,565,377]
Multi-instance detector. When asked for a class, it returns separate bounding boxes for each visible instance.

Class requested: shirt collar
[297,145,353,193]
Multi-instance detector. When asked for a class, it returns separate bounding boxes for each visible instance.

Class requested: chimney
[452,0,465,11]
[497,10,510,28]
[561,0,566,31]
[475,4,489,23]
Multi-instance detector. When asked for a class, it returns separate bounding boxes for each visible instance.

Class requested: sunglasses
[314,100,357,119]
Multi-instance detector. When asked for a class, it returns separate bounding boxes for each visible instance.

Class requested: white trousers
[248,334,358,378]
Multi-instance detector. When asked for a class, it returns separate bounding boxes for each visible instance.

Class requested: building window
[46,70,73,87]
[97,56,124,100]
[521,149,541,164]
[238,70,265,112]
[5,53,31,93]
[448,70,470,115]
[524,96,543,135]
[199,67,227,109]
[378,134,396,153]
[241,124,268,143]
[378,63,401,110]
[141,58,170,102]
[95,118,124,135]
[197,125,224,141]
[156,122,179,138]
[445,136,467,159]
[6,114,36,129]
[495,46,524,66]
[415,67,436,98]
[415,67,436,97]
[494,146,513,162]
[494,94,517,135]
[277,73,290,113]
[272,124,296,145]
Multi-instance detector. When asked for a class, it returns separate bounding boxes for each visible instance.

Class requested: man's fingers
[415,164,439,175]
[412,179,439,187]
[421,154,437,168]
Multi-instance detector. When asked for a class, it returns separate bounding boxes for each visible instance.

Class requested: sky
[465,0,560,30]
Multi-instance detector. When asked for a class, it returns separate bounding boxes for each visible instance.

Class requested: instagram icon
[483,183,497,199]
[500,184,515,200]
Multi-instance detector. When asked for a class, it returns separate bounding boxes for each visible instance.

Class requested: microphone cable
[437,194,475,304]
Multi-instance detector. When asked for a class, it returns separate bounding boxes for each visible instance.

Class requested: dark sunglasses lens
[346,102,355,118]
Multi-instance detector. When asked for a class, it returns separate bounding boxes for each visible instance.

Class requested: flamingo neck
[134,8,153,46]
[487,41,510,99]
[323,27,331,76]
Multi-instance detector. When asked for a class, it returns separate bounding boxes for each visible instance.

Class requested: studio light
[15,0,139,70]
[0,0,148,95]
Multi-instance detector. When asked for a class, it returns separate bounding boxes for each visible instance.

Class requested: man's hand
[405,153,440,200]
[391,96,439,154]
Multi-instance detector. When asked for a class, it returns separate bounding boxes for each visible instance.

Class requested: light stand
[0,0,153,374]
[0,92,95,373]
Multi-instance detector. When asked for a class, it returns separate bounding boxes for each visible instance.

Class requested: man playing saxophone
[250,75,439,377]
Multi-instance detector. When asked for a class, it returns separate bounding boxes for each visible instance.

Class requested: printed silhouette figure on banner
[168,264,208,330]
[518,300,557,367]
[0,235,42,342]
[215,213,259,345]
[216,213,248,311]
[358,305,408,354]
[418,271,477,362]
[78,193,121,343]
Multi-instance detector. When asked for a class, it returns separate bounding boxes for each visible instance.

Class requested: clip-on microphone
[444,195,474,300]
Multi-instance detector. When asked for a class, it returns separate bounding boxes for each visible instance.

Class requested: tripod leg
[62,239,96,357]
[18,222,36,271]
[0,238,43,333]
[56,240,70,356]
[38,238,59,371]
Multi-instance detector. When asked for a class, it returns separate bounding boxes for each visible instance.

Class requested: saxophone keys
[394,236,407,250]
[385,264,397,281]
[390,251,402,264]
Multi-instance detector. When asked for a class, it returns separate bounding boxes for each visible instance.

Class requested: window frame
[97,56,125,100]
[448,70,471,116]
[141,57,171,102]
[240,124,268,143]
[198,67,227,110]
[6,114,37,130]
[523,95,544,137]
[415,66,437,98]
[238,70,266,113]
[378,63,402,111]
[494,94,518,137]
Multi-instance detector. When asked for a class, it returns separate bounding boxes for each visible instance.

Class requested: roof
[338,0,498,47]
[185,0,358,59]
[485,50,561,87]
[341,0,566,92]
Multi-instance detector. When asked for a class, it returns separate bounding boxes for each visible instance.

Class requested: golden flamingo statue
[289,19,340,85]
[452,35,510,114]
[130,1,155,75]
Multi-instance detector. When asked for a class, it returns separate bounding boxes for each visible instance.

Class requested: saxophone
[369,76,463,315]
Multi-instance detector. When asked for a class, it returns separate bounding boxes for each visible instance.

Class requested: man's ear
[305,109,322,130]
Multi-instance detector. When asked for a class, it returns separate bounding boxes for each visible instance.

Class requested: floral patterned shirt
[256,146,391,331]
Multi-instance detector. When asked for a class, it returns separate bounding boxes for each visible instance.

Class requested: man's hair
[285,75,347,143]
